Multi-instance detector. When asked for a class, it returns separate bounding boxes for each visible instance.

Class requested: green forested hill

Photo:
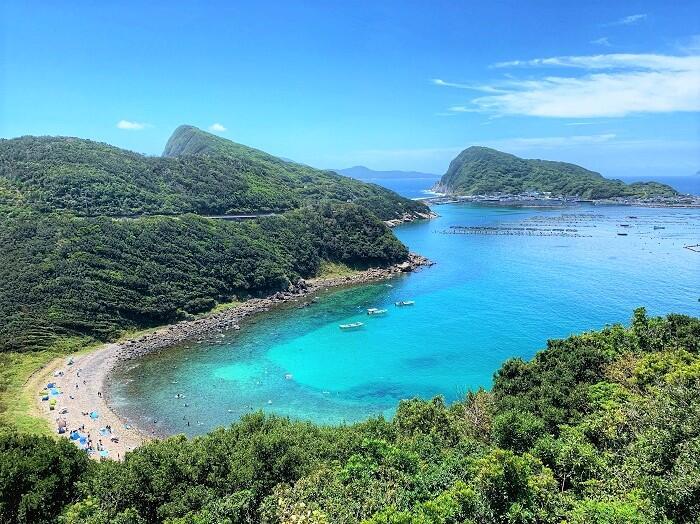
[0,127,426,353]
[0,202,406,353]
[436,146,678,199]
[3,310,698,523]
[0,126,428,220]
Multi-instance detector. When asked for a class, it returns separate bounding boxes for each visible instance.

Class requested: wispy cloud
[432,78,505,93]
[432,78,470,88]
[208,123,227,132]
[448,105,477,113]
[116,119,149,130]
[439,52,700,118]
[607,13,647,26]
[590,37,611,47]
[492,53,695,70]
[494,134,617,148]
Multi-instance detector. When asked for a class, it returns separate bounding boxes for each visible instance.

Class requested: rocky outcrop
[384,211,438,228]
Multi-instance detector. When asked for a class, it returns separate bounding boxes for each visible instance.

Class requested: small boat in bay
[395,300,415,307]
[339,322,364,330]
[367,308,387,316]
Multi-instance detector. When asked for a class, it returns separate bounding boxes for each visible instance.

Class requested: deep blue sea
[111,203,700,435]
[361,176,441,199]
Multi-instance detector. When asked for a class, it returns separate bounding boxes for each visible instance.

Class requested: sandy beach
[31,343,151,460]
[32,254,433,460]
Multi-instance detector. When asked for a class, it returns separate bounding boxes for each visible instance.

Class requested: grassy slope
[0,337,97,435]
[315,260,361,279]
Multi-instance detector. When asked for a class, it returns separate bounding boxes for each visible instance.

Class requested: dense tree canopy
[437,146,679,199]
[0,127,428,220]
[2,310,698,523]
[0,202,407,353]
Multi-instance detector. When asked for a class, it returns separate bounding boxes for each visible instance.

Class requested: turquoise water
[110,204,700,436]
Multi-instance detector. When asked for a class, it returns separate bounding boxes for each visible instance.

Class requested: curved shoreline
[34,254,433,460]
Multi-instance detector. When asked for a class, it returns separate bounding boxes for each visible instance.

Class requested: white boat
[339,322,364,330]
[395,300,415,307]
[367,308,388,316]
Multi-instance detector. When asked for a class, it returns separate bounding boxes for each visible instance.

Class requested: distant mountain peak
[336,166,440,180]
[162,125,226,157]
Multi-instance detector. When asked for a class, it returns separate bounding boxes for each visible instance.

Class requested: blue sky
[2,1,699,177]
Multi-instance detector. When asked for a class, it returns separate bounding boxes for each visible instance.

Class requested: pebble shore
[110,253,433,363]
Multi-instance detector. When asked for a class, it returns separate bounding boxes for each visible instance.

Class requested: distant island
[336,165,441,182]
[433,146,684,203]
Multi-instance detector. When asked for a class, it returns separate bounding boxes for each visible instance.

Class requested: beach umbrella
[89,411,99,420]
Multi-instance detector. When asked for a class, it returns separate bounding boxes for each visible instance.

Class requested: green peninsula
[434,146,679,200]
[0,127,428,353]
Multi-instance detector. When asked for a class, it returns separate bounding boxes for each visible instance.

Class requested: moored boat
[367,308,388,316]
[395,300,415,307]
[339,322,364,330]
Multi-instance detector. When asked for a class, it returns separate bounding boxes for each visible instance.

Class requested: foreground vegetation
[437,146,679,199]
[2,309,698,523]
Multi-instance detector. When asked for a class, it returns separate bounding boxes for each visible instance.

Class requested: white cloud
[590,37,611,47]
[492,53,695,70]
[441,53,700,118]
[448,105,477,113]
[432,78,505,93]
[209,123,227,132]
[608,13,647,26]
[431,78,475,89]
[490,134,617,149]
[116,119,148,130]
